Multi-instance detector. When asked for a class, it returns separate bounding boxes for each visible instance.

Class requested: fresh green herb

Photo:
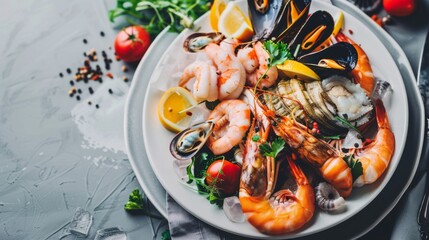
[334,116,361,135]
[343,155,363,182]
[322,135,342,140]
[186,151,224,207]
[259,137,286,158]
[263,40,294,68]
[109,0,211,37]
[161,229,171,240]
[254,40,293,91]
[124,189,162,219]
[252,135,260,142]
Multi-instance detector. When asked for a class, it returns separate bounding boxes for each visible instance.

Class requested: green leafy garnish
[254,40,293,91]
[252,135,260,142]
[322,135,342,140]
[109,0,211,37]
[259,137,286,158]
[343,155,363,182]
[186,151,224,207]
[161,229,171,240]
[334,115,362,135]
[124,189,163,219]
[263,40,294,68]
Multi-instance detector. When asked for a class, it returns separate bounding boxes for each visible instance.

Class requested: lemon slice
[158,87,198,132]
[210,0,228,31]
[333,11,344,36]
[277,60,321,82]
[218,2,254,41]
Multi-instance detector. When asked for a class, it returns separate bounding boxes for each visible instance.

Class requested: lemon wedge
[218,2,254,41]
[210,0,228,31]
[333,11,344,36]
[158,87,198,132]
[277,60,321,82]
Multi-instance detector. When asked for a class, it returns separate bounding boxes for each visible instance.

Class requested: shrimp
[207,99,250,155]
[240,117,314,234]
[179,61,218,101]
[262,106,353,197]
[205,42,246,100]
[336,32,375,96]
[353,99,395,187]
[237,41,278,89]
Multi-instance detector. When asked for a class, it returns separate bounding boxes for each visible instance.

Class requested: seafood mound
[164,0,396,236]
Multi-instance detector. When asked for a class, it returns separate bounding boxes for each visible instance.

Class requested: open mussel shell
[273,0,311,43]
[183,32,225,53]
[248,0,287,40]
[298,42,358,79]
[289,10,334,57]
[169,121,215,160]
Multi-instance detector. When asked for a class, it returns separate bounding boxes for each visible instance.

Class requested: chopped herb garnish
[343,155,363,182]
[161,229,171,240]
[322,135,342,140]
[124,189,162,219]
[259,137,286,158]
[263,40,294,68]
[334,115,361,135]
[252,135,260,142]
[254,40,293,91]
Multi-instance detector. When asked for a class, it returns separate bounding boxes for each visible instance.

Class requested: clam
[183,32,225,52]
[169,121,215,160]
[289,10,334,57]
[298,42,358,79]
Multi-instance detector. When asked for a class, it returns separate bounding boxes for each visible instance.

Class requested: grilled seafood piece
[261,105,353,197]
[239,114,314,234]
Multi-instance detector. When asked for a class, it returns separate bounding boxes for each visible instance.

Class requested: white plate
[140,0,409,238]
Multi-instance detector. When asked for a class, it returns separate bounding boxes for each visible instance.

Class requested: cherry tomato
[205,160,241,196]
[114,26,151,62]
[383,0,415,16]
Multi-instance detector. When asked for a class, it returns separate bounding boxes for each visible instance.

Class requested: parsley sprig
[254,40,293,91]
[109,0,211,37]
[259,137,286,158]
[343,155,363,182]
[124,189,163,219]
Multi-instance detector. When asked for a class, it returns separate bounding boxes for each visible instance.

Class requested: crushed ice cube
[223,196,246,223]
[94,227,127,240]
[173,159,192,181]
[69,207,93,237]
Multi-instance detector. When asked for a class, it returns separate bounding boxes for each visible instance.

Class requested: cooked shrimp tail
[353,99,395,187]
[336,32,374,96]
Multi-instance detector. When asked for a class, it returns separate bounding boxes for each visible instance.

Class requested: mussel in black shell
[298,42,358,79]
[183,32,225,52]
[288,10,334,57]
[169,121,215,160]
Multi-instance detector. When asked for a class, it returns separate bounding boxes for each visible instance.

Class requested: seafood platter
[141,0,409,238]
